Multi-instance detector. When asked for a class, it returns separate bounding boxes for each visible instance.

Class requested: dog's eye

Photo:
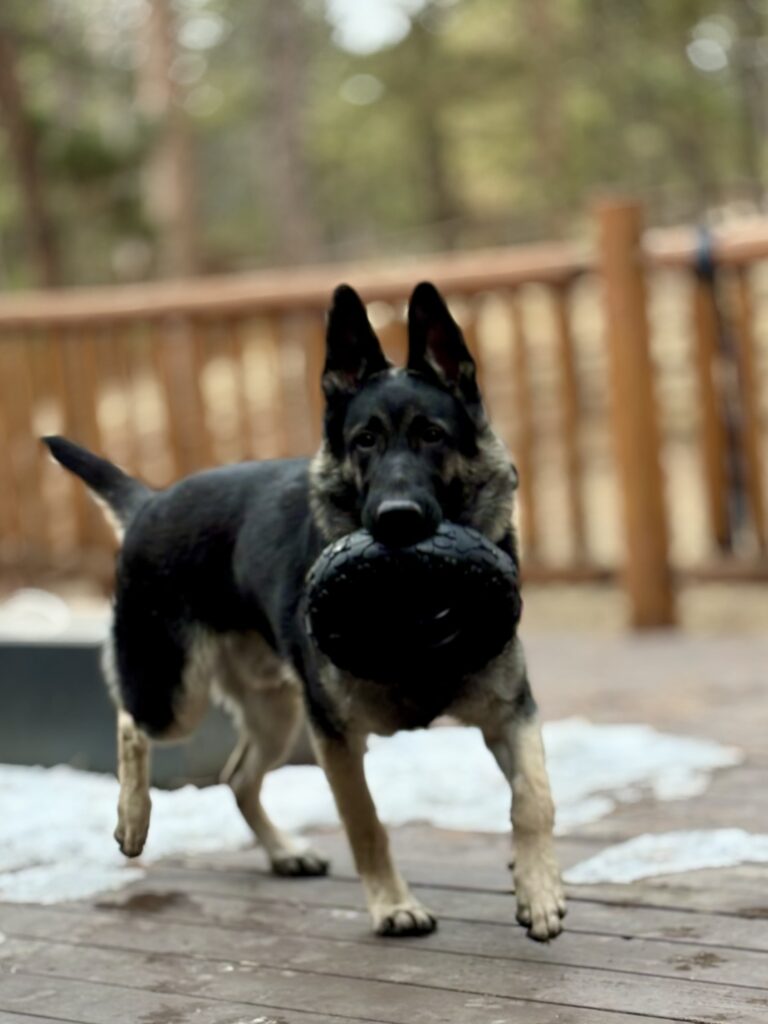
[354,430,377,450]
[422,424,446,444]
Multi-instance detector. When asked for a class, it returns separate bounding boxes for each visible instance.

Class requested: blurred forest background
[1,0,768,289]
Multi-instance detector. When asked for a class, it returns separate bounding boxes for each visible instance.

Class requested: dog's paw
[114,792,151,858]
[372,899,437,937]
[114,812,150,859]
[271,848,330,877]
[114,826,147,858]
[514,856,566,941]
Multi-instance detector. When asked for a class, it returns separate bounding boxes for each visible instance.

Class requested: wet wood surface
[2,631,766,1022]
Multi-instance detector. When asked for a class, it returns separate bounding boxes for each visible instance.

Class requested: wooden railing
[647,218,768,569]
[0,199,766,626]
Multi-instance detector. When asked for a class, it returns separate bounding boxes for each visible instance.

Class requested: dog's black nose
[372,499,432,547]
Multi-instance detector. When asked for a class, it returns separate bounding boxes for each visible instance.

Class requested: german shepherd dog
[45,282,564,940]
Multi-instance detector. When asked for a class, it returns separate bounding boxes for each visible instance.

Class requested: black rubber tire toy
[304,522,521,684]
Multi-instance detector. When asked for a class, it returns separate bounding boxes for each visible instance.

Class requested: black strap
[693,225,748,549]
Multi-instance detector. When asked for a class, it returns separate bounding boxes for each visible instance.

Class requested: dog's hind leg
[106,628,213,859]
[103,636,152,858]
[221,678,328,877]
[114,709,151,857]
[482,710,565,941]
[312,730,436,936]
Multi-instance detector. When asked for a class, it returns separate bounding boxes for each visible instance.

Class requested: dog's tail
[42,436,152,534]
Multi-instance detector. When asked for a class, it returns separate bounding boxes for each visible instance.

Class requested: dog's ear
[323,285,390,398]
[407,281,482,413]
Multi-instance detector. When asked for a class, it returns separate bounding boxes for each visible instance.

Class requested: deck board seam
[5,963,715,1024]
[7,933,765,1007]
[7,914,767,984]
[25,895,768,953]
[1,969,401,1024]
[7,924,768,992]
[127,867,768,920]
[0,1012,86,1024]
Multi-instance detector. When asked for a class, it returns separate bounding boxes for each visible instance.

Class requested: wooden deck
[2,631,767,1023]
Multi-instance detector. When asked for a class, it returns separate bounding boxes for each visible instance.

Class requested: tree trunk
[0,26,60,286]
[137,0,200,278]
[521,0,567,230]
[731,0,765,204]
[410,18,462,250]
[257,0,321,264]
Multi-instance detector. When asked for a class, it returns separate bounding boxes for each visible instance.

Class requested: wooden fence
[0,199,766,626]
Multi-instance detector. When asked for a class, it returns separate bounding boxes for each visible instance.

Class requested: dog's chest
[321,662,468,735]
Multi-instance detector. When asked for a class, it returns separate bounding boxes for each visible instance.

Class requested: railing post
[597,199,676,628]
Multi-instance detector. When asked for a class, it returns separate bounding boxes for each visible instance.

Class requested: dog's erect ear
[407,282,482,413]
[323,285,390,397]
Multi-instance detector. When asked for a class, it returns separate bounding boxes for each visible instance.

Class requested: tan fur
[450,639,565,940]
[315,659,410,736]
[215,633,327,873]
[100,634,121,707]
[309,442,358,541]
[311,730,435,935]
[495,717,565,940]
[92,493,125,542]
[444,427,518,543]
[109,629,325,872]
[307,635,563,938]
[114,710,151,857]
[103,630,212,743]
[163,630,215,741]
[105,639,152,859]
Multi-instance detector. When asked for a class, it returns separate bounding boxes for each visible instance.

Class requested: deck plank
[153,835,768,918]
[1,938,688,1024]
[82,864,768,950]
[3,631,767,1022]
[0,971,354,1024]
[571,765,768,839]
[4,899,767,990]
[0,1013,87,1024]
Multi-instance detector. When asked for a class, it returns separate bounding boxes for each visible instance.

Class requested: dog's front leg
[312,730,436,936]
[483,711,565,941]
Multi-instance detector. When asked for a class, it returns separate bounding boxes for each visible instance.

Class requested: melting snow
[564,829,768,885]
[0,718,744,903]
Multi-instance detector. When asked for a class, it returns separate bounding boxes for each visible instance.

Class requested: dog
[45,281,565,940]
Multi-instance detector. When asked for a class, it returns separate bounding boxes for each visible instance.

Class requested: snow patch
[0,718,742,903]
[0,763,251,904]
[565,829,768,885]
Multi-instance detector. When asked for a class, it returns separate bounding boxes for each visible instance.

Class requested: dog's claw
[514,856,566,942]
[271,849,330,877]
[519,905,565,942]
[374,901,437,937]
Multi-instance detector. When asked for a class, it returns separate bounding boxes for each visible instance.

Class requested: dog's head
[310,282,517,546]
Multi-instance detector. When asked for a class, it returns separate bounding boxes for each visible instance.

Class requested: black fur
[111,458,329,736]
[408,281,484,419]
[42,436,151,526]
[46,282,517,741]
